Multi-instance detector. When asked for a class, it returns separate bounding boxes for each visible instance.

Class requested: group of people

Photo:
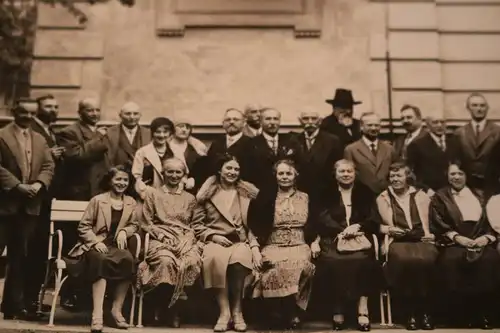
[1,87,500,333]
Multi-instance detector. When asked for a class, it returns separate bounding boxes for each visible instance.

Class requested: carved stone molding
[155,0,324,38]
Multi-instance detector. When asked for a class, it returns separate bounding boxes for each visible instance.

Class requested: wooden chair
[379,234,394,327]
[38,199,141,327]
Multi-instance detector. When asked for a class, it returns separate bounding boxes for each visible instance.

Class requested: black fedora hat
[325,88,362,108]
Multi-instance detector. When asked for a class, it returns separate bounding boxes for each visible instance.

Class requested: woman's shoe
[232,312,247,332]
[358,314,371,332]
[111,312,130,329]
[289,316,301,330]
[214,315,231,332]
[90,317,103,333]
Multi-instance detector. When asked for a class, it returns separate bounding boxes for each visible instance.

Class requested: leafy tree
[0,0,134,105]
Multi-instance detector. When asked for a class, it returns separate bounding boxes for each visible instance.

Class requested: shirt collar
[227,132,243,142]
[452,186,471,196]
[122,124,138,134]
[304,129,319,140]
[13,123,29,134]
[389,185,417,198]
[429,132,445,144]
[263,131,278,142]
[471,119,486,131]
[362,136,378,147]
[408,126,423,140]
[161,185,183,195]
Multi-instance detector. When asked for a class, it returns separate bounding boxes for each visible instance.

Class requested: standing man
[104,101,150,170]
[0,98,54,320]
[246,108,296,193]
[407,117,455,194]
[290,111,342,206]
[453,93,500,194]
[320,88,362,149]
[344,112,397,195]
[242,104,262,137]
[204,108,252,182]
[393,104,427,161]
[24,94,65,316]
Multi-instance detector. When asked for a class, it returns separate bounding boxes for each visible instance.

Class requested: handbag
[336,232,372,253]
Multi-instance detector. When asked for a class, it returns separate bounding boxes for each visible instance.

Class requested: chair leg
[48,274,68,327]
[129,286,137,327]
[38,259,52,314]
[386,291,393,326]
[136,289,144,328]
[379,292,386,326]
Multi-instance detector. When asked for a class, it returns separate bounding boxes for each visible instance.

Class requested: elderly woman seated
[433,163,500,329]
[315,159,380,332]
[193,154,259,333]
[136,157,202,327]
[248,159,318,330]
[376,162,437,331]
[64,165,139,333]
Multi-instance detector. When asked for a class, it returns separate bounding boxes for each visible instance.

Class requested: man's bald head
[298,111,322,134]
[78,97,101,126]
[223,108,245,135]
[120,101,141,128]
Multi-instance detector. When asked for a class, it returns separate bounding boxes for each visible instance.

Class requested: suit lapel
[463,123,477,152]
[255,135,274,158]
[143,143,164,180]
[240,195,250,227]
[3,124,26,174]
[356,140,377,167]
[98,193,112,231]
[115,196,134,234]
[375,142,388,172]
[307,132,325,162]
[30,130,45,177]
[476,121,496,156]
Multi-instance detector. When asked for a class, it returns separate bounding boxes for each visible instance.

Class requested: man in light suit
[393,104,427,161]
[242,104,262,138]
[0,98,54,320]
[104,101,150,172]
[344,112,397,195]
[453,93,500,193]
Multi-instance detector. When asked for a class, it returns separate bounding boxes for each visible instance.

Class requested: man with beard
[203,108,252,182]
[246,108,296,193]
[56,97,109,310]
[453,93,500,194]
[242,104,262,137]
[407,117,456,194]
[23,95,65,316]
[0,98,54,320]
[393,104,427,161]
[344,112,397,195]
[320,88,362,149]
[104,101,150,172]
[289,111,342,207]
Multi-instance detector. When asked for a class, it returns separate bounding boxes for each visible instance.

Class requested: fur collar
[196,176,259,203]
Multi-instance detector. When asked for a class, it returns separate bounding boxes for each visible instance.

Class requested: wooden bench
[39,199,141,327]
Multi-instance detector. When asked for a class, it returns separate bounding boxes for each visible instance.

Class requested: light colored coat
[68,192,139,257]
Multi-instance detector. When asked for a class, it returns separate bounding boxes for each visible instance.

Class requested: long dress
[251,191,315,310]
[315,182,381,304]
[65,208,136,283]
[136,187,202,307]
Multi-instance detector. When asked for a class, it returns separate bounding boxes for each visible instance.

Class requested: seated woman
[132,117,175,200]
[434,163,500,329]
[248,159,318,329]
[65,165,139,333]
[193,154,259,332]
[136,157,202,327]
[315,159,380,332]
[376,162,437,331]
[168,117,208,192]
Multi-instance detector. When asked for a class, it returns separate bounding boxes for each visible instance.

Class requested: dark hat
[325,88,362,108]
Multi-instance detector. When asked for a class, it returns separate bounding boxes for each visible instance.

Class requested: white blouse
[339,186,353,225]
[451,187,482,222]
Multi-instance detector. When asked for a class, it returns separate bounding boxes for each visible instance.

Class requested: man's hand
[50,146,65,159]
[310,241,321,259]
[16,184,32,196]
[94,242,108,254]
[388,226,406,237]
[421,233,435,243]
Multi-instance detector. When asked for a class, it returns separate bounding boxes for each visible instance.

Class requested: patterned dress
[252,191,315,310]
[137,186,202,307]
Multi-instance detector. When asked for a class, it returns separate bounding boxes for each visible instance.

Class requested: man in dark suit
[246,108,296,193]
[58,97,109,201]
[320,88,362,149]
[104,101,150,171]
[452,93,500,194]
[0,98,54,320]
[289,111,342,206]
[407,117,455,194]
[344,112,397,195]
[203,108,252,183]
[393,104,427,161]
[24,94,65,316]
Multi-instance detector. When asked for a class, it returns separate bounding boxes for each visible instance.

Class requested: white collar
[471,119,486,130]
[263,131,278,141]
[122,124,138,134]
[389,185,417,198]
[227,132,243,142]
[430,132,445,143]
[407,126,423,140]
[304,129,319,140]
[362,136,378,147]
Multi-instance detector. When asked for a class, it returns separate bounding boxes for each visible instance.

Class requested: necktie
[306,137,313,150]
[370,143,377,155]
[227,136,234,148]
[23,130,31,180]
[476,124,481,139]
[439,137,446,151]
[270,139,277,154]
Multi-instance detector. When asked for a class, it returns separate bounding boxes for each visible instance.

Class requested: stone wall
[27,0,500,131]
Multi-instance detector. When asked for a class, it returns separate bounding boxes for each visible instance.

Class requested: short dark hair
[150,117,174,134]
[400,104,422,119]
[214,153,241,183]
[466,93,487,109]
[99,164,134,194]
[11,97,37,113]
[36,94,55,106]
[389,162,416,185]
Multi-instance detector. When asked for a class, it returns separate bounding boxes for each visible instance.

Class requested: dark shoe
[170,312,181,328]
[60,295,79,312]
[289,316,301,330]
[406,316,418,331]
[422,313,434,330]
[358,314,371,332]
[480,317,492,330]
[4,309,29,321]
[333,321,344,331]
